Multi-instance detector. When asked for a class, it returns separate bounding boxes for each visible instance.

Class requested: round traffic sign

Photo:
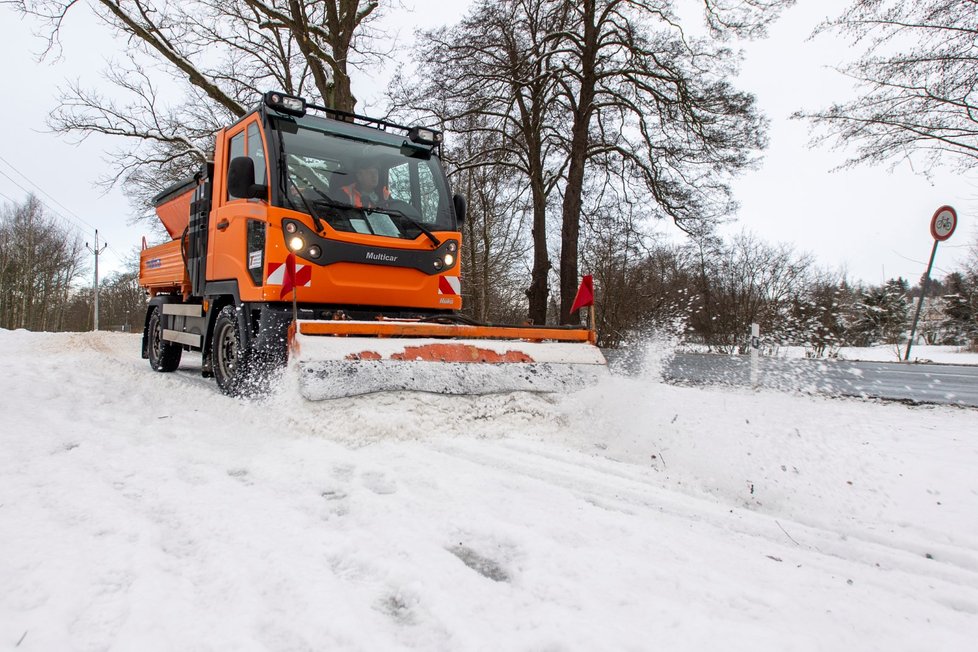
[930,205,957,241]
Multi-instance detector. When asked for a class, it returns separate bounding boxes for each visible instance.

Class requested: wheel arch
[202,280,246,367]
[141,295,185,359]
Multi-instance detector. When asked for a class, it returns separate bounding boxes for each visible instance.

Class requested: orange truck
[139,91,605,398]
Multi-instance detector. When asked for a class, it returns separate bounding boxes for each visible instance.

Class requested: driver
[340,157,391,208]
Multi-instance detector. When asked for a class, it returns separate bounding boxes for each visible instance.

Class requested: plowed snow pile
[1,329,976,650]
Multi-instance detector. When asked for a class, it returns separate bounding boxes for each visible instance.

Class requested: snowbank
[776,344,978,365]
[678,342,978,365]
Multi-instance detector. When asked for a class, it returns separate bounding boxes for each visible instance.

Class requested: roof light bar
[408,126,444,146]
[264,91,306,117]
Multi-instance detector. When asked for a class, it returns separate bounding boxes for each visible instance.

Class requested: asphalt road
[655,353,978,407]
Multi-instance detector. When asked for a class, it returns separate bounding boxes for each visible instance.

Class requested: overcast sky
[0,0,974,284]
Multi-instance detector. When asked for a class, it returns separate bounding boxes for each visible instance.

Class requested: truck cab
[211,92,464,311]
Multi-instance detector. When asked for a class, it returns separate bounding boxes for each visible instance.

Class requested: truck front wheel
[148,307,182,372]
[213,305,262,397]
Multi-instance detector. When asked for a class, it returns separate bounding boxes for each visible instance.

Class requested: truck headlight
[288,236,305,251]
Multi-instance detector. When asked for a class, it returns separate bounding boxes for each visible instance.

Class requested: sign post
[750,323,760,388]
[904,206,957,361]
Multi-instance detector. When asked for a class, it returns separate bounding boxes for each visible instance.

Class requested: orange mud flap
[290,320,608,399]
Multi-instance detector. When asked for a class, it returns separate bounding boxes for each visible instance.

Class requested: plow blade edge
[292,321,607,399]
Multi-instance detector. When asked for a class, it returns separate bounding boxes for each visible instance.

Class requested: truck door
[208,117,270,301]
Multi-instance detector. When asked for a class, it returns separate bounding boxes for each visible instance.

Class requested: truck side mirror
[227,156,267,200]
[453,194,466,225]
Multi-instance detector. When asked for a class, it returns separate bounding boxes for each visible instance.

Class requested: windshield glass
[270,116,455,240]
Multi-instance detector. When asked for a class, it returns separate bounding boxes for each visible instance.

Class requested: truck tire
[147,307,182,372]
[213,305,262,397]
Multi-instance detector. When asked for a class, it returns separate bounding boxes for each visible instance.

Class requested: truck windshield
[270,116,455,240]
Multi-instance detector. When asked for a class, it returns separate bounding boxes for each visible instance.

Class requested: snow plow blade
[291,320,608,400]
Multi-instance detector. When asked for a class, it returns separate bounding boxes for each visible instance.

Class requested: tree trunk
[559,0,598,325]
[478,184,491,324]
[527,173,550,325]
[327,60,356,112]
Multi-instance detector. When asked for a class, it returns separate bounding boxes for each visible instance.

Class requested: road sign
[907,205,958,360]
[930,205,957,241]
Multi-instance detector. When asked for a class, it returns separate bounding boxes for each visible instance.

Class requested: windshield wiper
[279,148,325,233]
[367,207,441,247]
[287,176,327,233]
[309,194,358,212]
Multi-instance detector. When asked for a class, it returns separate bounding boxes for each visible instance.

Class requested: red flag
[570,275,594,312]
[280,252,297,300]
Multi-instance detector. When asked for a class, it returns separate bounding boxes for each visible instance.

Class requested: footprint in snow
[360,471,397,495]
[320,489,347,501]
[377,592,418,625]
[320,489,349,519]
[227,468,252,485]
[447,544,510,582]
[332,463,356,481]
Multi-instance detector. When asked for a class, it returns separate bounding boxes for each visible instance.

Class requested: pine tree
[941,273,977,345]
[850,278,910,346]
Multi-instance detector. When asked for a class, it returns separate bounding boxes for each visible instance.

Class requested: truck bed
[139,239,190,295]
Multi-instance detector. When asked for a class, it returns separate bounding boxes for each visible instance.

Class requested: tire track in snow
[426,438,978,595]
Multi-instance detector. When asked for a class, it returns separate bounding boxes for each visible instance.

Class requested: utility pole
[86,230,108,331]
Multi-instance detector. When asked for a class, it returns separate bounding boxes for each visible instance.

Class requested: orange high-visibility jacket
[341,184,391,207]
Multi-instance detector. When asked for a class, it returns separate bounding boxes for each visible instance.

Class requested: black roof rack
[303,102,422,137]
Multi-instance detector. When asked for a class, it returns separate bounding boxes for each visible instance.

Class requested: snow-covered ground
[1,329,976,650]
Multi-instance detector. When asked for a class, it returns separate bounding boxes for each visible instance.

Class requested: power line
[890,249,955,278]
[0,166,96,237]
[0,158,129,266]
[0,158,135,265]
[0,167,96,239]
[0,154,100,232]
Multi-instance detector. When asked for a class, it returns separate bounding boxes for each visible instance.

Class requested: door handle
[217,219,230,231]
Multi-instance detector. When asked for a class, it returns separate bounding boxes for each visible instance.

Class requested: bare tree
[98,268,147,330]
[395,0,568,324]
[448,123,533,323]
[580,210,693,347]
[551,0,789,324]
[7,0,386,213]
[240,0,385,111]
[795,0,978,171]
[685,231,813,352]
[0,195,87,331]
[398,0,787,325]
